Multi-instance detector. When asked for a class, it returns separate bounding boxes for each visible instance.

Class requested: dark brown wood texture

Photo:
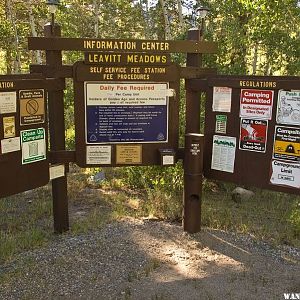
[84,52,172,65]
[44,24,69,233]
[28,37,218,54]
[0,76,49,198]
[74,62,180,167]
[202,75,300,194]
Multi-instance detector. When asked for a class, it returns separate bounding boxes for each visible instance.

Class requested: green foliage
[202,186,300,247]
[120,163,183,194]
[289,199,300,237]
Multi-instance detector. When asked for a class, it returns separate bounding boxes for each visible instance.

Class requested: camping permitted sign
[21,128,46,164]
[239,89,274,120]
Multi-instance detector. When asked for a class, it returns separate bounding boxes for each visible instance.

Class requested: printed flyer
[212,87,232,112]
[211,135,236,173]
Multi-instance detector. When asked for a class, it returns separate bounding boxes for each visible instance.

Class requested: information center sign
[85,82,169,144]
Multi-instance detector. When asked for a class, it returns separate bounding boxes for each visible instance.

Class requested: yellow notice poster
[273,126,300,162]
[116,145,142,164]
[3,116,16,138]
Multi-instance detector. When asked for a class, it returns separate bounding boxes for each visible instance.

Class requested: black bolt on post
[183,27,203,233]
[44,23,69,233]
[183,134,204,233]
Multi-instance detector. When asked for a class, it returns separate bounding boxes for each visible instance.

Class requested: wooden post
[183,28,203,233]
[44,23,69,233]
[183,134,204,233]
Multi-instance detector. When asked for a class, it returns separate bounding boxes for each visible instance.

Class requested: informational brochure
[0,91,16,114]
[276,90,300,126]
[211,135,236,173]
[212,87,232,112]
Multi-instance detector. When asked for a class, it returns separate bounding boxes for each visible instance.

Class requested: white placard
[239,89,274,120]
[1,137,20,154]
[50,165,65,180]
[87,145,111,164]
[270,160,300,189]
[276,90,300,125]
[0,92,16,114]
[162,155,174,165]
[212,87,232,112]
[86,82,169,106]
[211,135,236,173]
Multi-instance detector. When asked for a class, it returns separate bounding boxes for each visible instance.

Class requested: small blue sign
[86,105,168,143]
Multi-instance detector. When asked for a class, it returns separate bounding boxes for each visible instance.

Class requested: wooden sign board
[74,62,180,167]
[0,75,49,198]
[203,75,300,194]
[84,52,171,65]
[28,37,218,54]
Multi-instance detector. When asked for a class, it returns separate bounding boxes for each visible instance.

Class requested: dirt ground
[0,218,299,300]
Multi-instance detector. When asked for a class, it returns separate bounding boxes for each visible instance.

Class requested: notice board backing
[0,75,49,198]
[203,75,300,195]
[73,62,180,167]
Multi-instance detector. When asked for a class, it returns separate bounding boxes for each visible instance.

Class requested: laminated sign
[240,89,274,120]
[239,118,268,153]
[85,82,169,144]
[19,89,45,125]
[21,128,46,164]
[276,90,300,126]
[270,160,300,189]
[273,126,300,162]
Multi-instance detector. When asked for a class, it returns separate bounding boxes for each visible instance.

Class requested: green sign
[21,128,46,164]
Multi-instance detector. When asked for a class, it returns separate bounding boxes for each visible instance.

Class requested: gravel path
[0,218,299,300]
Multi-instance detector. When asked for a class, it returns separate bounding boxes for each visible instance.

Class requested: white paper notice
[1,137,20,154]
[212,87,232,112]
[50,165,65,180]
[0,92,17,114]
[276,90,300,125]
[162,155,174,165]
[86,146,111,164]
[211,135,236,173]
[270,160,300,189]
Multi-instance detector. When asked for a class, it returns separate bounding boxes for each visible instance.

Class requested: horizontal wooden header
[28,37,218,54]
[84,52,171,65]
[0,77,65,91]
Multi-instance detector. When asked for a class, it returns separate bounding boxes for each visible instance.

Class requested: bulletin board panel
[0,75,49,198]
[73,62,180,167]
[202,75,300,194]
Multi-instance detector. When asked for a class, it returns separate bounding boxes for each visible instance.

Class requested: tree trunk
[177,0,184,33]
[159,0,171,40]
[94,0,100,38]
[28,1,42,64]
[252,44,258,75]
[6,0,21,73]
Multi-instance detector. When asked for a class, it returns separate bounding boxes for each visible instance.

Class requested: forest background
[0,0,300,262]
